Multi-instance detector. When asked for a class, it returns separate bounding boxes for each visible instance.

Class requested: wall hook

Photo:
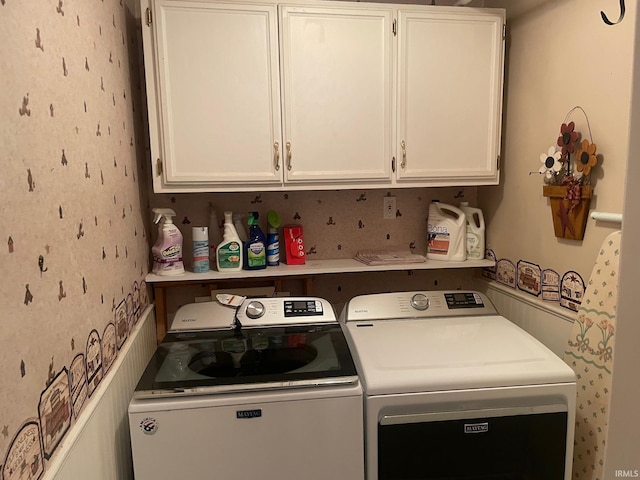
[601,0,625,25]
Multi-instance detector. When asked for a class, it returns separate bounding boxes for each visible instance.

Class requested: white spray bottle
[216,211,243,271]
[152,208,185,275]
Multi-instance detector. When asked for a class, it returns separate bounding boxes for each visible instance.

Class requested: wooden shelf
[145,258,495,284]
[146,258,495,343]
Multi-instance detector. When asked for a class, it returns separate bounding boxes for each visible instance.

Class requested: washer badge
[139,417,158,435]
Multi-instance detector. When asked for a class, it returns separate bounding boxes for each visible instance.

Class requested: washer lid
[134,323,358,398]
[343,315,576,395]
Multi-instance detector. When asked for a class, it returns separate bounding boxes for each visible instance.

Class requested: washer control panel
[236,297,335,326]
[284,299,324,317]
[343,291,497,322]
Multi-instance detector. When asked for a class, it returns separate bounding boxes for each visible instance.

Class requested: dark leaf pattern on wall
[35,28,44,51]
[18,94,30,116]
[27,169,35,191]
[24,285,33,305]
[2,0,150,472]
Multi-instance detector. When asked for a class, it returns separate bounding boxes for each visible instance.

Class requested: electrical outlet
[383,196,396,219]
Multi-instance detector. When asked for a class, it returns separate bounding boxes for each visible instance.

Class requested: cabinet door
[279,4,393,185]
[396,9,504,185]
[146,0,283,190]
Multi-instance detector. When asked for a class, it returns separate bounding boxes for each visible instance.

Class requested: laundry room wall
[477,0,637,477]
[0,0,152,477]
[478,0,633,311]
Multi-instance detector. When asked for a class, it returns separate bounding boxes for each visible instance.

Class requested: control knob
[245,301,265,319]
[410,293,429,311]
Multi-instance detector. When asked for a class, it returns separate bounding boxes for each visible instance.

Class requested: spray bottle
[152,208,185,275]
[216,211,243,271]
[245,212,267,270]
[266,210,281,266]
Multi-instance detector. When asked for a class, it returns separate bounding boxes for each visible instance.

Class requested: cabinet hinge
[503,24,506,39]
[393,19,397,36]
[496,155,501,170]
[156,158,163,176]
[392,156,396,173]
[146,7,152,26]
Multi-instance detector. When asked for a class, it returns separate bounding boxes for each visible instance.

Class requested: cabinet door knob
[401,140,407,169]
[286,141,292,171]
[274,142,280,171]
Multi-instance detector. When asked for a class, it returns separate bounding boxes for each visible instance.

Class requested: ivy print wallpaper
[0,0,150,476]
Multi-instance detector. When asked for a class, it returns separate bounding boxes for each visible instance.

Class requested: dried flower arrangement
[538,107,599,240]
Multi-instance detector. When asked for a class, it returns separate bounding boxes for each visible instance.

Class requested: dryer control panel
[443,292,485,309]
[342,291,497,322]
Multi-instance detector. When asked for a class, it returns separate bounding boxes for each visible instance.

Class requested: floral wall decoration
[537,106,601,240]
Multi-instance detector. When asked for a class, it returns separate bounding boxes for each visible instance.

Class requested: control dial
[245,301,265,319]
[410,293,429,311]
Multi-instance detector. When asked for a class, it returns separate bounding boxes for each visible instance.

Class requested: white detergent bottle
[459,202,486,260]
[216,211,243,272]
[426,201,467,262]
[151,208,185,275]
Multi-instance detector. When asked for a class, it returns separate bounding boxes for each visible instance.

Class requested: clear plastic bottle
[208,203,223,266]
[232,213,248,242]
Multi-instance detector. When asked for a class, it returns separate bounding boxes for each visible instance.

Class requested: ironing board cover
[563,231,621,480]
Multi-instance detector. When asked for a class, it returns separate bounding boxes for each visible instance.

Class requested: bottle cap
[192,226,208,242]
[248,212,259,226]
[267,210,281,228]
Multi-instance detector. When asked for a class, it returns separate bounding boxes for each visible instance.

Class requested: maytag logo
[236,409,262,419]
[464,422,489,434]
[181,318,196,323]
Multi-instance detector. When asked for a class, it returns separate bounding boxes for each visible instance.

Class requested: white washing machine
[129,297,364,480]
[340,290,576,480]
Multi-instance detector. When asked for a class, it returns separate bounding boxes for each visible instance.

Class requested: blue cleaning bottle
[266,210,281,266]
[245,212,267,270]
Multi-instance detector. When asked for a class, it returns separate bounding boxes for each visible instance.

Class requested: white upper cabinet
[395,8,505,185]
[144,0,283,191]
[141,0,505,192]
[279,5,393,185]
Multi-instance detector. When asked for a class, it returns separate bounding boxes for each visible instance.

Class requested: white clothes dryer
[340,290,576,480]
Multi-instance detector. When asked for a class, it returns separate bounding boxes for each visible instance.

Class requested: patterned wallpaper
[0,1,150,477]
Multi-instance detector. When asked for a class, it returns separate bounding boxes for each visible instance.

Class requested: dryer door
[378,405,568,480]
